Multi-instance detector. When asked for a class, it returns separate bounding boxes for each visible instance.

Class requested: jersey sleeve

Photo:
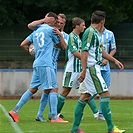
[63,32,69,46]
[34,25,41,30]
[26,32,33,43]
[82,27,94,51]
[110,32,116,51]
[68,33,78,53]
[52,31,60,45]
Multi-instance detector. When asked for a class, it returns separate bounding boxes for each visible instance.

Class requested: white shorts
[78,65,108,96]
[62,71,80,88]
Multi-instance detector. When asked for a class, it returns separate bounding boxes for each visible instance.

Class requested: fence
[0,23,133,69]
[0,69,132,97]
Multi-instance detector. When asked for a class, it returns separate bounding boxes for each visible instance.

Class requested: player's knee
[44,89,50,94]
[80,93,90,101]
[29,88,38,94]
[61,88,71,96]
[100,91,110,97]
[50,88,58,93]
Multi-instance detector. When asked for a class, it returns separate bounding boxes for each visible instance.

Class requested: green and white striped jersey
[82,26,103,67]
[65,32,82,72]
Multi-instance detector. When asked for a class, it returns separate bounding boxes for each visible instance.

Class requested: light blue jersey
[32,24,60,68]
[32,25,68,72]
[100,28,116,87]
[100,28,116,71]
[52,31,69,72]
[26,32,33,43]
[30,24,59,90]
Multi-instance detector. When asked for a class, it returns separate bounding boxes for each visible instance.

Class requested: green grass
[0,99,133,133]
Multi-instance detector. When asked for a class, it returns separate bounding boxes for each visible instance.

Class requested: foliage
[0,0,133,27]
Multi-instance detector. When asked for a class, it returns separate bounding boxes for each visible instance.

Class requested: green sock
[101,97,114,131]
[88,98,98,114]
[57,94,66,114]
[71,100,86,132]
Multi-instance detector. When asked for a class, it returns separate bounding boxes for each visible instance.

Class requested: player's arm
[58,34,67,50]
[72,51,81,60]
[28,17,55,30]
[78,50,88,82]
[102,50,124,70]
[20,39,31,52]
[109,49,116,56]
[28,19,45,30]
[53,27,67,50]
[102,49,116,66]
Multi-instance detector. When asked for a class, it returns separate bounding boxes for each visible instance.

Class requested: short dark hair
[91,10,106,24]
[72,17,84,29]
[46,12,58,19]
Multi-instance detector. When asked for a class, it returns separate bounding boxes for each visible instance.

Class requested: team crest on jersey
[87,43,90,47]
[103,44,106,50]
[73,46,77,50]
[99,42,103,51]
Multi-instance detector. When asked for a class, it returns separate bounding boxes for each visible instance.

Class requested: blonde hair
[58,13,67,21]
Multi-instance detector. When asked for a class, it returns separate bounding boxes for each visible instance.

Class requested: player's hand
[102,59,108,66]
[53,27,62,37]
[78,70,86,83]
[114,60,124,70]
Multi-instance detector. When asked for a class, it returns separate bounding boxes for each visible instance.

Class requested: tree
[0,0,133,26]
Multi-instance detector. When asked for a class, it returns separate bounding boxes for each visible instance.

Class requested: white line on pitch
[0,104,23,133]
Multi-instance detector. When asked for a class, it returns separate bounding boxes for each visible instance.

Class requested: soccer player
[99,26,117,120]
[20,12,61,53]
[30,14,69,122]
[57,17,86,117]
[87,26,117,121]
[71,10,125,133]
[9,12,68,123]
[27,13,69,122]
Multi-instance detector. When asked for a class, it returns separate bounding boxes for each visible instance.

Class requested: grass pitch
[0,99,133,133]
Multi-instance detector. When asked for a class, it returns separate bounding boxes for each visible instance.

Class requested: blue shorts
[30,66,58,90]
[101,70,110,87]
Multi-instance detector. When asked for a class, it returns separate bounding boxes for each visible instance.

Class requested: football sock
[100,96,114,131]
[37,92,48,117]
[99,97,103,114]
[13,89,33,114]
[88,98,99,114]
[49,92,58,120]
[71,100,86,132]
[57,94,66,114]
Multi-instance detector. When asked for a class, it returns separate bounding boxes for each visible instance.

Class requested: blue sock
[37,92,48,117]
[13,89,33,114]
[99,97,103,114]
[49,92,57,120]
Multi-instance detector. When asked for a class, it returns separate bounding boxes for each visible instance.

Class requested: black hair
[46,12,58,19]
[91,10,106,24]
